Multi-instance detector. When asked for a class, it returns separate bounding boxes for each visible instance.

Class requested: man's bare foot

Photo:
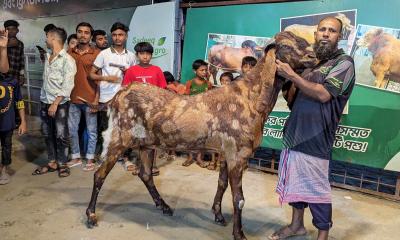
[268,225,307,240]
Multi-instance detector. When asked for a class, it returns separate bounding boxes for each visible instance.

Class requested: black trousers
[95,109,109,157]
[289,202,333,230]
[0,130,13,166]
[40,102,70,165]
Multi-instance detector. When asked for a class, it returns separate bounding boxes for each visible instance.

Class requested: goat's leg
[229,164,247,240]
[371,63,389,88]
[86,149,121,228]
[211,158,228,226]
[138,149,173,216]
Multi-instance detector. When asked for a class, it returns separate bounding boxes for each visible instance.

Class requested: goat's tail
[108,90,124,111]
[100,107,119,161]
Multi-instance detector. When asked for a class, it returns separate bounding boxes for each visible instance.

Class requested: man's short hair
[318,16,343,34]
[110,22,129,33]
[48,27,68,44]
[44,24,56,33]
[241,56,257,67]
[76,22,94,35]
[192,59,208,70]
[134,42,153,54]
[67,34,77,44]
[92,29,107,42]
[4,20,19,28]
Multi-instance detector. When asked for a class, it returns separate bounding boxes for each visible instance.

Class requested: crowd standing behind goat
[0,19,261,184]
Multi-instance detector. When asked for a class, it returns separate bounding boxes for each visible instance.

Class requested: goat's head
[274,31,317,71]
[253,32,316,114]
[356,28,383,49]
[252,32,317,113]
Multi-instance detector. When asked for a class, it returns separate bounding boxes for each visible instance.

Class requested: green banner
[181,0,400,171]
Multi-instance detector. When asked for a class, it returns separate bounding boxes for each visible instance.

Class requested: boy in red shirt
[122,42,167,176]
[122,42,166,88]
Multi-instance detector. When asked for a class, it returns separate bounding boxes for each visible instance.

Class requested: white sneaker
[0,168,10,185]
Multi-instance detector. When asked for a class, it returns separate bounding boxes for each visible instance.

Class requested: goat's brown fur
[86,32,317,240]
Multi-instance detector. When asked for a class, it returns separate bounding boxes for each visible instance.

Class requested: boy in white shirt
[89,22,135,170]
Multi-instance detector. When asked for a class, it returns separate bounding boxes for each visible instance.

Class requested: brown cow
[356,28,400,88]
[86,32,317,240]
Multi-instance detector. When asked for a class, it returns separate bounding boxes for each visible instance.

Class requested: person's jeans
[68,103,97,160]
[40,102,70,165]
[0,130,13,166]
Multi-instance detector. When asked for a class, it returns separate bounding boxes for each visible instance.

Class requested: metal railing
[23,52,43,115]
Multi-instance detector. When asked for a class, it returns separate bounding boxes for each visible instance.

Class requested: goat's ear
[264,48,277,79]
[264,42,276,55]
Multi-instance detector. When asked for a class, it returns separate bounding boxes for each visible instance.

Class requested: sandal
[32,161,58,175]
[152,167,160,176]
[196,160,209,168]
[123,161,136,172]
[131,165,140,175]
[207,163,217,170]
[131,166,159,176]
[58,165,70,178]
[83,162,96,171]
[268,225,307,240]
[182,157,194,167]
[67,159,82,168]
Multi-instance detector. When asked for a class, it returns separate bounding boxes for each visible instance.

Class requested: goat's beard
[313,40,338,61]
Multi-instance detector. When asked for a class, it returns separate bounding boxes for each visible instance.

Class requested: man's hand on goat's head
[276,59,298,82]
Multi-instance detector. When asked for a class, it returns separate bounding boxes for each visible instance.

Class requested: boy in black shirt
[0,75,27,185]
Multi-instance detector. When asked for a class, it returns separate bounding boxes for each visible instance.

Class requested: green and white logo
[132,36,168,59]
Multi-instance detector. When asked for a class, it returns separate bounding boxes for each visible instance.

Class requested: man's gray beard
[313,41,338,61]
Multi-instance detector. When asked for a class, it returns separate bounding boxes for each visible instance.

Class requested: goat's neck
[243,54,283,119]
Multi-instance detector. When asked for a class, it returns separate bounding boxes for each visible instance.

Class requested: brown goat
[86,32,317,240]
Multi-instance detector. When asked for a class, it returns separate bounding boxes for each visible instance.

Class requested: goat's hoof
[374,81,381,88]
[162,206,174,216]
[233,232,247,240]
[86,213,98,228]
[214,215,227,226]
[156,200,174,216]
